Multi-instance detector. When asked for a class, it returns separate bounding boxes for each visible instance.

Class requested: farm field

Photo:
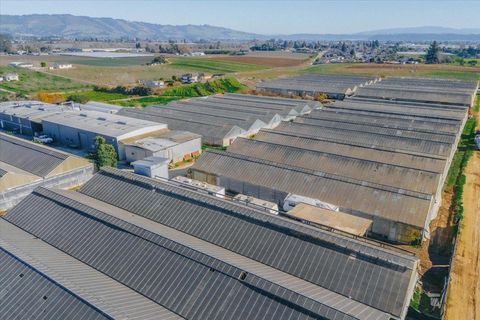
[201,54,310,67]
[112,95,182,107]
[0,66,89,96]
[168,57,269,73]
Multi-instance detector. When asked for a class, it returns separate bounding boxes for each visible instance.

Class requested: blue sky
[1,0,479,34]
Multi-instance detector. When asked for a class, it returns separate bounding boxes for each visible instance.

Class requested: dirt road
[444,113,480,320]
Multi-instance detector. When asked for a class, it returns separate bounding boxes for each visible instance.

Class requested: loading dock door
[79,132,89,149]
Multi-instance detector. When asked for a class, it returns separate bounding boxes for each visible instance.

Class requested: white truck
[33,135,53,144]
[283,193,339,212]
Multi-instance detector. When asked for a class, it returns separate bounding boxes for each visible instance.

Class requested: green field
[169,58,268,73]
[58,56,154,67]
[162,77,247,97]
[112,96,182,107]
[66,90,129,103]
[301,63,480,81]
[110,77,247,107]
[0,66,88,96]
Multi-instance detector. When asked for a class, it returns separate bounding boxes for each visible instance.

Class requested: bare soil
[205,56,309,67]
[444,111,480,320]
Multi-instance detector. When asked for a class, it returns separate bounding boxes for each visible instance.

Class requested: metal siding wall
[170,138,202,162]
[0,166,93,210]
[125,145,153,163]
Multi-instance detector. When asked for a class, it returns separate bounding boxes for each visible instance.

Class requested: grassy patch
[474,96,480,112]
[202,145,227,151]
[420,70,480,81]
[410,288,421,310]
[163,77,247,97]
[445,118,477,187]
[169,58,268,73]
[67,90,128,103]
[0,66,88,96]
[301,63,480,81]
[112,96,182,107]
[445,117,477,234]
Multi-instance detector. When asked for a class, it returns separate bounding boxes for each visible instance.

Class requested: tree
[467,60,477,67]
[89,136,117,169]
[40,62,47,68]
[150,56,167,65]
[425,41,440,64]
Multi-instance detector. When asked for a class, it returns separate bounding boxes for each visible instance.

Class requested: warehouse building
[0,168,420,320]
[120,107,246,146]
[0,132,93,210]
[256,74,380,99]
[118,94,318,146]
[191,83,471,243]
[191,149,435,243]
[354,77,478,106]
[0,100,66,136]
[124,130,201,164]
[41,110,167,160]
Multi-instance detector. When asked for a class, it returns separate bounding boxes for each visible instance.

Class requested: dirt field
[205,55,309,67]
[444,111,480,320]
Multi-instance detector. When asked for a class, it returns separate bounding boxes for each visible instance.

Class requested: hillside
[0,14,263,41]
[1,15,479,41]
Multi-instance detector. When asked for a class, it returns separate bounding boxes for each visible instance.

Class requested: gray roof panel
[4,187,359,320]
[0,248,111,320]
[77,168,418,317]
[0,132,68,177]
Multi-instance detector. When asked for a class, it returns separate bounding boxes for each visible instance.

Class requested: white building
[41,110,167,160]
[125,130,201,164]
[138,80,164,88]
[9,62,33,68]
[132,156,169,179]
[4,73,19,81]
[50,63,73,70]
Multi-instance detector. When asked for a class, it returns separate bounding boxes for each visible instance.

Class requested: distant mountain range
[1,14,479,41]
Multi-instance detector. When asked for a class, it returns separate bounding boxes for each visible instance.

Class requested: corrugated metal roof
[192,150,432,228]
[0,220,180,320]
[58,188,391,320]
[4,187,364,320]
[225,93,321,110]
[255,129,447,173]
[257,75,379,95]
[294,116,455,144]
[274,122,452,157]
[77,168,418,318]
[0,133,69,177]
[355,86,473,105]
[306,108,460,134]
[119,108,245,143]
[228,138,441,194]
[0,247,112,320]
[331,100,467,121]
